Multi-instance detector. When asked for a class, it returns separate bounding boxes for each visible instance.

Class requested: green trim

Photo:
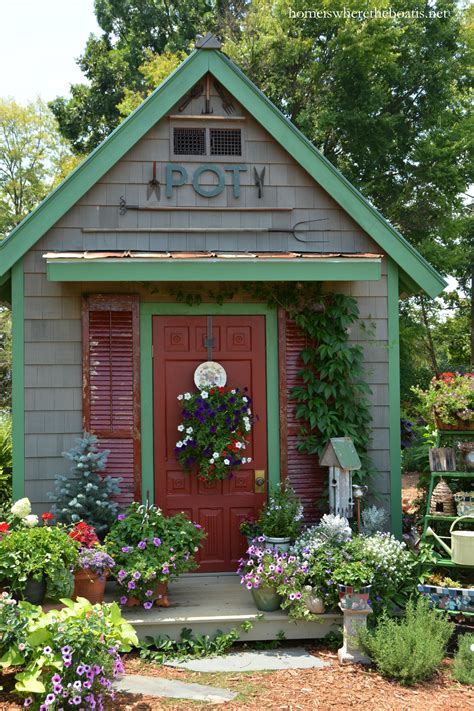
[11,260,24,500]
[139,302,280,502]
[47,258,382,283]
[0,46,445,297]
[387,259,402,538]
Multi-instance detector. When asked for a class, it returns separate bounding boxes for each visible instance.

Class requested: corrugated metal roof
[43,251,383,261]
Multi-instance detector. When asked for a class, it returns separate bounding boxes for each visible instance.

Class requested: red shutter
[279,308,326,525]
[82,295,141,505]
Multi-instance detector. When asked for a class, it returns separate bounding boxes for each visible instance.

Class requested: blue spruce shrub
[49,433,122,538]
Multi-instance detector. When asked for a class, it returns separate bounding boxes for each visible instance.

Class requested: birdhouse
[429,479,456,516]
[320,437,362,518]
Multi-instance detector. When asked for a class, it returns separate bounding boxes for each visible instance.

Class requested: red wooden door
[153,315,267,572]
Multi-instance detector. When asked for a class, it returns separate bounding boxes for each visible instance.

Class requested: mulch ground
[1,650,473,710]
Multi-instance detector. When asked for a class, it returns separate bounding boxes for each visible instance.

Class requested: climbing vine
[146,282,374,476]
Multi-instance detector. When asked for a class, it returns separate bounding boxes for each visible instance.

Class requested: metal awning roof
[43,250,383,283]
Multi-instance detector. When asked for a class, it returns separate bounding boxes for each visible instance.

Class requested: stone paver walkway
[166,647,330,673]
[113,674,237,703]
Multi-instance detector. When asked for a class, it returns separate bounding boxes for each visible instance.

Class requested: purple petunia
[143,601,153,610]
[137,540,147,550]
[119,595,128,605]
[127,581,136,590]
[132,571,141,580]
[44,694,55,706]
[153,537,161,546]
[145,589,153,597]
[121,546,132,553]
[117,513,126,520]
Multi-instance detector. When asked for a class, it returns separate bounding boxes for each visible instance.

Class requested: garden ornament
[425,515,474,566]
[320,438,362,519]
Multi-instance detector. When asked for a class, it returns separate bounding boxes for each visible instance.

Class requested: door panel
[153,315,267,572]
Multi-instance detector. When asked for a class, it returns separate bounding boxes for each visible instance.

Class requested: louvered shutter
[279,309,325,525]
[82,295,141,505]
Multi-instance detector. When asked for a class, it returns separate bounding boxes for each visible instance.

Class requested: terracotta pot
[73,569,106,605]
[435,415,474,432]
[125,581,170,608]
[155,581,170,607]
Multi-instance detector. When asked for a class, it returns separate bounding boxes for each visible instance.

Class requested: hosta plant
[0,595,138,710]
[106,502,205,608]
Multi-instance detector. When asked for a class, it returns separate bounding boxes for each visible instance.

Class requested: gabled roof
[0,44,446,297]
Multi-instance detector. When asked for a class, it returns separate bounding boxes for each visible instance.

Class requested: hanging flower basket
[175,386,253,482]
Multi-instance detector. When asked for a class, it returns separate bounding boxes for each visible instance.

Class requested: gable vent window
[210,129,242,156]
[173,127,206,155]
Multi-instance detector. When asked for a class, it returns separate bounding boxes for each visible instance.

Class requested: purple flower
[72,697,81,706]
[51,674,61,684]
[132,571,141,580]
[117,514,126,521]
[117,569,126,579]
[137,540,147,550]
[143,601,153,610]
[63,659,71,668]
[44,694,56,705]
[61,645,72,655]
[23,699,33,708]
[145,589,153,597]
[127,581,136,590]
[153,537,161,546]
[121,546,132,553]
[76,665,85,676]
[193,523,202,529]
[83,680,92,689]
[119,595,128,605]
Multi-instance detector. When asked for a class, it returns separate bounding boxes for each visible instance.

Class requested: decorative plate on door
[194,361,227,388]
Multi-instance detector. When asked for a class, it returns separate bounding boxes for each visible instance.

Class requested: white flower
[176,441,183,448]
[177,424,184,432]
[11,498,31,518]
[209,458,215,464]
[244,422,251,432]
[24,514,38,528]
[224,459,230,465]
[247,408,252,415]
[213,452,220,459]
[177,394,183,401]
[247,457,252,463]
[184,393,191,400]
[201,391,209,399]
[231,389,236,394]
[243,396,248,403]
[186,427,193,434]
[235,442,242,449]
[242,458,247,464]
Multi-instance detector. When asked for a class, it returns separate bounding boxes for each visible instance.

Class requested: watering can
[425,515,474,566]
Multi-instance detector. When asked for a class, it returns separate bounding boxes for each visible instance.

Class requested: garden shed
[0,34,446,572]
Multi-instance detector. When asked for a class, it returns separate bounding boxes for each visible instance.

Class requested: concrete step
[110,574,342,641]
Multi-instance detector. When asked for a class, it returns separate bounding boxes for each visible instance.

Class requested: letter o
[192,164,225,197]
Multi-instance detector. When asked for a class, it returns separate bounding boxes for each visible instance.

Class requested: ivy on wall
[149,282,374,476]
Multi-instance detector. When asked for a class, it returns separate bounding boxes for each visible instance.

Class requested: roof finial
[195,32,222,50]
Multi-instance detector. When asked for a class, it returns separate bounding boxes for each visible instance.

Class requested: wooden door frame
[139,302,280,504]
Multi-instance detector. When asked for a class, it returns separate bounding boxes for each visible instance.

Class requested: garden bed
[1,649,473,709]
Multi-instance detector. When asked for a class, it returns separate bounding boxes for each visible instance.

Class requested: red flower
[218,387,225,394]
[0,522,9,533]
[42,512,54,521]
[69,521,99,547]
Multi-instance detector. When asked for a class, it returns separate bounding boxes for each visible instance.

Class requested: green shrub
[360,596,453,685]
[453,633,474,685]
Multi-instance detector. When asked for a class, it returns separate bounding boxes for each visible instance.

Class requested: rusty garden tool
[202,74,213,115]
[254,167,265,198]
[178,83,203,112]
[146,161,160,201]
[214,80,234,114]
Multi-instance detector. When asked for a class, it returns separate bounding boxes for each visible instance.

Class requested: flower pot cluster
[412,371,474,430]
[238,509,418,621]
[0,497,206,610]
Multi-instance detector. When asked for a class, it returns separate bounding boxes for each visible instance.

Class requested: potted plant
[73,546,115,604]
[238,540,292,611]
[333,560,374,610]
[239,517,261,547]
[105,503,206,609]
[0,525,79,605]
[412,372,474,431]
[258,483,304,551]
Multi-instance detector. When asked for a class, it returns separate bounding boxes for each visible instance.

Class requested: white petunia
[11,498,31,518]
[177,424,184,432]
[242,458,247,464]
[23,514,38,528]
[247,457,252,463]
[177,394,183,401]
[184,393,191,400]
[231,389,236,394]
[235,442,242,449]
[209,458,215,464]
[213,452,220,459]
[243,397,248,403]
[201,391,209,399]
[247,408,252,415]
[224,459,230,465]
[186,427,193,434]
[176,441,183,448]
